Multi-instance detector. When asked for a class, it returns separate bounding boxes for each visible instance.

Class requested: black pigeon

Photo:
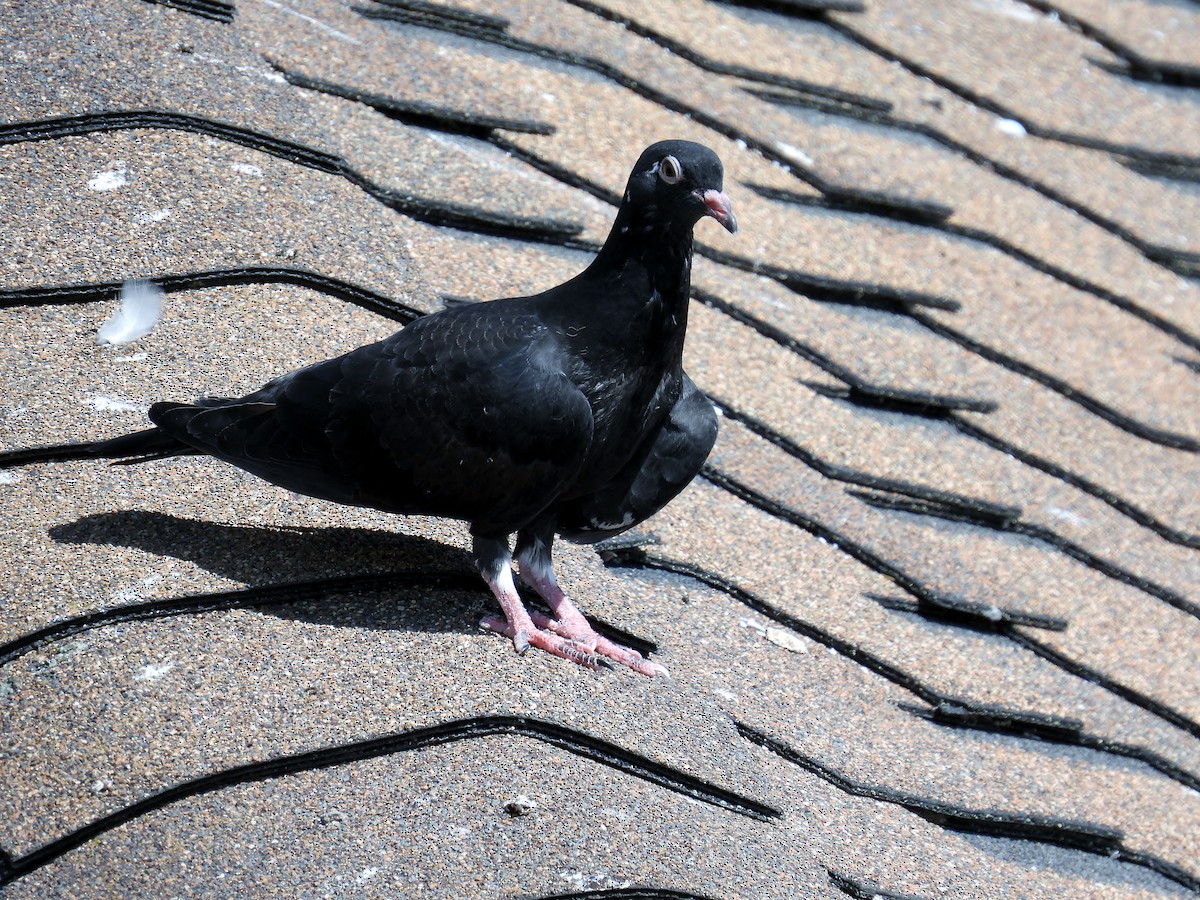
[31,140,737,675]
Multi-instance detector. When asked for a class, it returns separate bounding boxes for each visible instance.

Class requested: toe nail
[514,630,530,655]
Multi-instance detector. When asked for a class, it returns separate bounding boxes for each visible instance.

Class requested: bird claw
[480,615,630,673]
[634,659,671,679]
[513,628,531,655]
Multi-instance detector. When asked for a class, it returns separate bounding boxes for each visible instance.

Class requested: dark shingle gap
[1143,246,1200,281]
[803,381,996,418]
[701,249,962,312]
[610,551,1200,795]
[824,17,1200,174]
[770,268,960,314]
[532,891,719,900]
[0,717,779,888]
[839,479,1022,528]
[1177,356,1200,376]
[865,590,1067,633]
[899,701,1200,794]
[359,1,950,231]
[1121,156,1200,186]
[855,493,1200,622]
[365,0,510,33]
[827,870,927,900]
[898,699,1083,742]
[1010,632,1200,745]
[565,0,887,112]
[0,111,345,173]
[695,294,1200,549]
[0,443,101,470]
[345,169,586,246]
[1090,57,1200,90]
[138,0,234,24]
[740,84,895,121]
[703,464,1200,754]
[953,417,1200,550]
[0,268,423,324]
[0,113,581,245]
[1016,0,1200,90]
[735,722,1127,853]
[714,0,866,15]
[746,180,954,226]
[750,182,1200,352]
[738,723,1200,892]
[908,309,1200,452]
[273,65,555,136]
[591,529,662,554]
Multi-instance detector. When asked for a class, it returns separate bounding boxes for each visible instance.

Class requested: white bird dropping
[96,279,163,345]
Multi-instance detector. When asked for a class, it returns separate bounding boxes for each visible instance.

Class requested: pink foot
[480,614,610,670]
[516,558,670,678]
[533,610,669,678]
[480,612,668,677]
[475,538,668,678]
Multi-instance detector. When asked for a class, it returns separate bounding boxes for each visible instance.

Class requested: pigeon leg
[514,527,669,678]
[474,535,608,670]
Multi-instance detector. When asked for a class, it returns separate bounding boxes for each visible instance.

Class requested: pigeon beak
[700,189,738,234]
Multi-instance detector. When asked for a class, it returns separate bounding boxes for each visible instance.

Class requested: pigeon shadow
[49,510,488,635]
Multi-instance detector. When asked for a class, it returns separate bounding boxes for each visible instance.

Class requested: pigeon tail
[88,426,194,464]
[0,427,192,470]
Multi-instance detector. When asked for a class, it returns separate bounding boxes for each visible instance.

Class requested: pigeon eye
[657,155,683,184]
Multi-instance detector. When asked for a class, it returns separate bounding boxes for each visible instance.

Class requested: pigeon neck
[593,206,697,306]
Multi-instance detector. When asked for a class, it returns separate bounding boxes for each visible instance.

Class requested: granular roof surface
[1,0,1198,897]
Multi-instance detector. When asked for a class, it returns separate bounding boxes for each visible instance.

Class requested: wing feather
[557,372,716,542]
[151,303,595,531]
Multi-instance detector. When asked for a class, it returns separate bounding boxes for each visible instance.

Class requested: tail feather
[0,427,192,470]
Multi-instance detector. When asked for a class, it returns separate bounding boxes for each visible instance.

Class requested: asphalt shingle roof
[2,0,1198,896]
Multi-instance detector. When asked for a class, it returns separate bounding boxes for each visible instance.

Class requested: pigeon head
[620,140,737,237]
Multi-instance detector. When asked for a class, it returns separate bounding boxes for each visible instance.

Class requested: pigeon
[18,140,737,676]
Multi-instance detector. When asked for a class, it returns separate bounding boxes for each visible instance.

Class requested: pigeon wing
[556,372,717,542]
[152,304,595,531]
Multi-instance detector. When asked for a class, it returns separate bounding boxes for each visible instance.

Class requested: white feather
[995,117,1027,137]
[96,279,163,345]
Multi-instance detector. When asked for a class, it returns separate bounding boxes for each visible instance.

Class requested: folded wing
[151,304,595,534]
